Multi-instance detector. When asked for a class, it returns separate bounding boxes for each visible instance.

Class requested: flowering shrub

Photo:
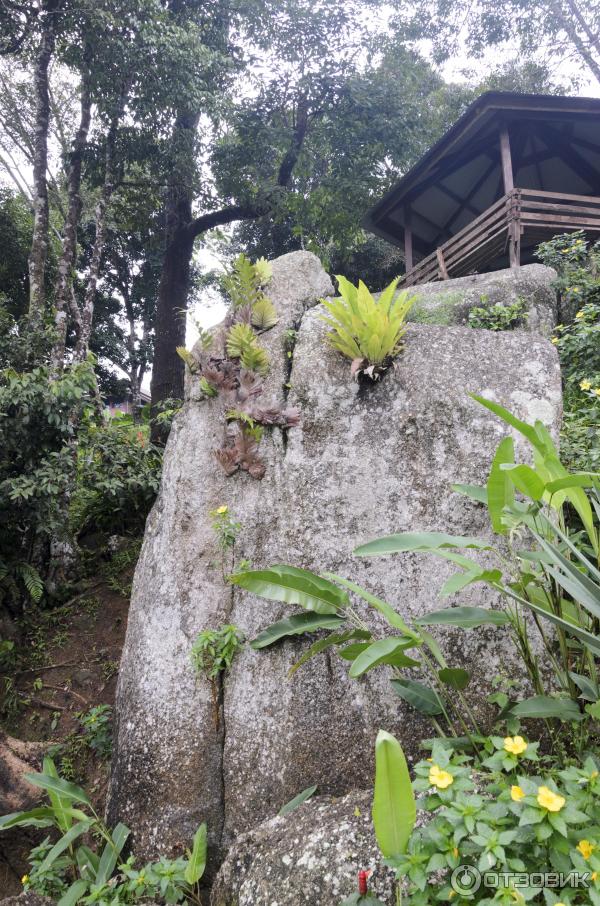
[386,737,600,905]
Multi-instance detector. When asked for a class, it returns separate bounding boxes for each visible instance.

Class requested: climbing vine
[178,255,299,479]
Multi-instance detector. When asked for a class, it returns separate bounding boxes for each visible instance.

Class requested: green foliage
[251,297,279,330]
[278,784,318,816]
[226,323,270,375]
[1,758,206,904]
[77,705,112,760]
[537,232,600,472]
[467,297,529,331]
[190,625,244,682]
[379,738,600,905]
[222,254,270,310]
[232,396,600,761]
[71,417,162,537]
[372,730,416,859]
[320,276,416,378]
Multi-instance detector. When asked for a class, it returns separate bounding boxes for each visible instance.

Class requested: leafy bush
[364,731,600,906]
[0,354,97,608]
[537,231,600,472]
[71,416,162,537]
[320,276,415,380]
[1,758,207,904]
[468,297,529,331]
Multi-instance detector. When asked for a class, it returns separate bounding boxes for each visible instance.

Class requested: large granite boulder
[210,790,395,906]
[406,263,557,334]
[107,252,562,873]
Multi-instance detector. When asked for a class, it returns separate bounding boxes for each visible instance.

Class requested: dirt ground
[0,544,136,895]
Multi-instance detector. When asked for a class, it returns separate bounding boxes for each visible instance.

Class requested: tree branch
[187,203,262,241]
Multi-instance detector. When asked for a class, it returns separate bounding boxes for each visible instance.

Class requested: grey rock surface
[108,252,562,873]
[210,790,395,906]
[405,263,558,335]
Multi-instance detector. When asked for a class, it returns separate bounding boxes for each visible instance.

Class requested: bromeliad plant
[321,276,416,381]
[177,254,298,480]
[1,758,207,904]
[232,395,600,756]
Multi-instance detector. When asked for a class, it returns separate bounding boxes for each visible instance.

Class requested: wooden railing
[402,188,600,286]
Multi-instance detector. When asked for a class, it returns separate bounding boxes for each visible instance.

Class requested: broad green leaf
[185,822,207,885]
[470,395,546,452]
[231,565,348,614]
[569,672,599,702]
[439,567,502,597]
[487,436,515,533]
[338,642,371,660]
[546,474,600,494]
[372,730,416,858]
[354,532,491,557]
[58,880,89,906]
[324,573,420,640]
[391,678,444,716]
[438,667,471,691]
[451,483,488,504]
[0,807,58,830]
[500,463,546,501]
[25,771,91,806]
[76,845,99,879]
[349,638,420,678]
[510,695,584,722]
[96,822,130,886]
[288,629,371,676]
[250,612,346,649]
[38,820,94,873]
[43,757,74,834]
[279,785,317,816]
[416,606,511,630]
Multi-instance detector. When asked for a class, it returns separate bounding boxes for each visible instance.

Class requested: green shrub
[537,232,600,472]
[468,296,529,331]
[369,733,600,905]
[71,417,162,537]
[1,758,207,904]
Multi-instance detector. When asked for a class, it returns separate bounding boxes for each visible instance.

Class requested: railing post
[506,188,521,269]
[404,206,413,272]
[436,247,449,280]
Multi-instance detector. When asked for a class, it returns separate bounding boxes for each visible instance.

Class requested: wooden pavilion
[362,92,600,286]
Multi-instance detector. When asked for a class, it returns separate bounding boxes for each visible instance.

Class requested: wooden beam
[500,125,514,193]
[437,184,480,217]
[436,247,449,280]
[403,206,413,271]
[538,123,600,194]
[430,157,498,247]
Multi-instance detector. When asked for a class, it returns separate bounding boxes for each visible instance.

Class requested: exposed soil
[0,543,136,896]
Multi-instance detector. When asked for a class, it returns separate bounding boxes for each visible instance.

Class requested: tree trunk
[74,83,128,363]
[150,220,194,411]
[27,0,59,329]
[51,59,92,369]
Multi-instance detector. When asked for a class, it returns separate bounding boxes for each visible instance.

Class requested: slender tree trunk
[554,0,600,84]
[27,0,59,329]
[74,83,128,362]
[51,59,92,369]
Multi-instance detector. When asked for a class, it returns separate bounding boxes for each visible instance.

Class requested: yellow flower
[581,379,592,391]
[21,875,29,886]
[511,785,525,801]
[592,771,599,779]
[429,764,454,789]
[453,847,459,858]
[577,839,595,860]
[504,736,528,755]
[215,505,228,515]
[594,389,600,397]
[576,310,585,318]
[537,785,565,812]
[593,872,598,882]
[551,337,559,344]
